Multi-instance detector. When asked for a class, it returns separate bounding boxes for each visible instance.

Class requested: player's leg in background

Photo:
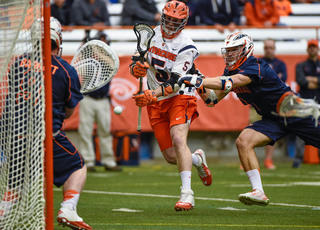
[292,136,305,168]
[264,145,276,169]
[96,98,121,171]
[78,96,97,172]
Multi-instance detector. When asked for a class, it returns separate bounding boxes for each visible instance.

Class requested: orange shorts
[147,95,198,151]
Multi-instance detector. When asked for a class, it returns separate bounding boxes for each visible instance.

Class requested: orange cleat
[264,159,276,170]
[238,189,270,206]
[174,189,194,211]
[194,149,212,186]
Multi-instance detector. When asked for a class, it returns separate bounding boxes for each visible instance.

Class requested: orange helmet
[161,1,189,39]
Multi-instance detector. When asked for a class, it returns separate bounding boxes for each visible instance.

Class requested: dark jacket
[51,3,71,26]
[296,58,320,101]
[121,0,159,26]
[70,0,110,26]
[198,0,240,25]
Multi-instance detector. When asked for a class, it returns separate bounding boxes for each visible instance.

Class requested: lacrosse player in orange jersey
[130,1,215,211]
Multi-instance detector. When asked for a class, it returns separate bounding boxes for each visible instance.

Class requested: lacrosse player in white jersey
[130,0,216,211]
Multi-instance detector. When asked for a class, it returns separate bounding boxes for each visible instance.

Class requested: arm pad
[219,76,233,93]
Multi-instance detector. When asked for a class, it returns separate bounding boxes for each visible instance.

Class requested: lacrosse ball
[114,106,122,115]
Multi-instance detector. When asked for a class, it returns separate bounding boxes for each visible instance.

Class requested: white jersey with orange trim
[146,26,199,101]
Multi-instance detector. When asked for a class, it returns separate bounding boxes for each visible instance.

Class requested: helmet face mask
[161,1,189,39]
[221,32,254,71]
[50,17,62,54]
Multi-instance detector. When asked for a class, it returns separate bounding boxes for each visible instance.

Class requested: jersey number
[151,58,168,83]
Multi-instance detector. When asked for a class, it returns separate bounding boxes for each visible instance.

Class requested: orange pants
[147,95,198,151]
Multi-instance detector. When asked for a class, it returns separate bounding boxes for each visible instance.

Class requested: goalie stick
[133,23,155,132]
[71,39,120,93]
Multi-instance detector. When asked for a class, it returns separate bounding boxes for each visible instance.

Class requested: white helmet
[50,17,62,50]
[221,32,254,71]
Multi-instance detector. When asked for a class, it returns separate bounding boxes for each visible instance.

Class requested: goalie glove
[160,72,180,96]
[129,56,149,79]
[132,90,157,107]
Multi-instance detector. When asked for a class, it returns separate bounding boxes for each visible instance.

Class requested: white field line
[232,182,320,187]
[261,173,320,180]
[70,189,320,209]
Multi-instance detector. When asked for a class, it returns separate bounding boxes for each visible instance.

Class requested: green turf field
[54,160,320,230]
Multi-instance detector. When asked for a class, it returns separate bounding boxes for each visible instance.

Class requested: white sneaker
[57,207,92,230]
[194,149,212,186]
[174,188,194,211]
[238,189,270,206]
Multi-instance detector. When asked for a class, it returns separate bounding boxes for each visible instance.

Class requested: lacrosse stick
[71,39,119,93]
[133,23,155,132]
[179,83,186,95]
[276,93,320,127]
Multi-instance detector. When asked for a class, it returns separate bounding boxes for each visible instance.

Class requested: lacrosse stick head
[277,92,320,126]
[71,40,119,93]
[133,23,155,60]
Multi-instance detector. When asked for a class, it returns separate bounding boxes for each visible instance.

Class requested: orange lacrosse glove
[129,61,150,79]
[132,90,157,107]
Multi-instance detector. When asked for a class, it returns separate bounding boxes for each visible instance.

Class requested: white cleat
[57,207,92,230]
[174,188,194,211]
[238,189,270,206]
[194,149,212,186]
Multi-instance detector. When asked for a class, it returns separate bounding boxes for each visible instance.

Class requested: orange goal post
[0,0,53,229]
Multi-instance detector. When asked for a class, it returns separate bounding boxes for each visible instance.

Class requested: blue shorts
[245,116,320,148]
[53,131,85,187]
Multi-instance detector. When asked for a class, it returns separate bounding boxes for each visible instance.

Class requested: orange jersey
[244,0,280,27]
[275,0,292,16]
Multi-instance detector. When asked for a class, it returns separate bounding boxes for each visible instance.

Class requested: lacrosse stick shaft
[134,23,155,132]
[179,83,186,95]
[137,76,143,132]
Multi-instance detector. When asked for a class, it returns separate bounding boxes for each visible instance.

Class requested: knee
[171,135,185,150]
[162,148,177,164]
[236,135,249,152]
[164,155,176,164]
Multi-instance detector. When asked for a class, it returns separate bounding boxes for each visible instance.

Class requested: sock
[61,190,80,211]
[246,169,264,193]
[191,154,201,167]
[180,171,192,190]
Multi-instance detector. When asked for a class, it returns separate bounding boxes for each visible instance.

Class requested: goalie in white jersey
[130,1,215,211]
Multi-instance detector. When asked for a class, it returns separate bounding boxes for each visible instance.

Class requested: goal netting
[0,0,46,229]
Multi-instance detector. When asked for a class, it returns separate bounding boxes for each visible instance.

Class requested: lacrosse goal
[0,0,52,229]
